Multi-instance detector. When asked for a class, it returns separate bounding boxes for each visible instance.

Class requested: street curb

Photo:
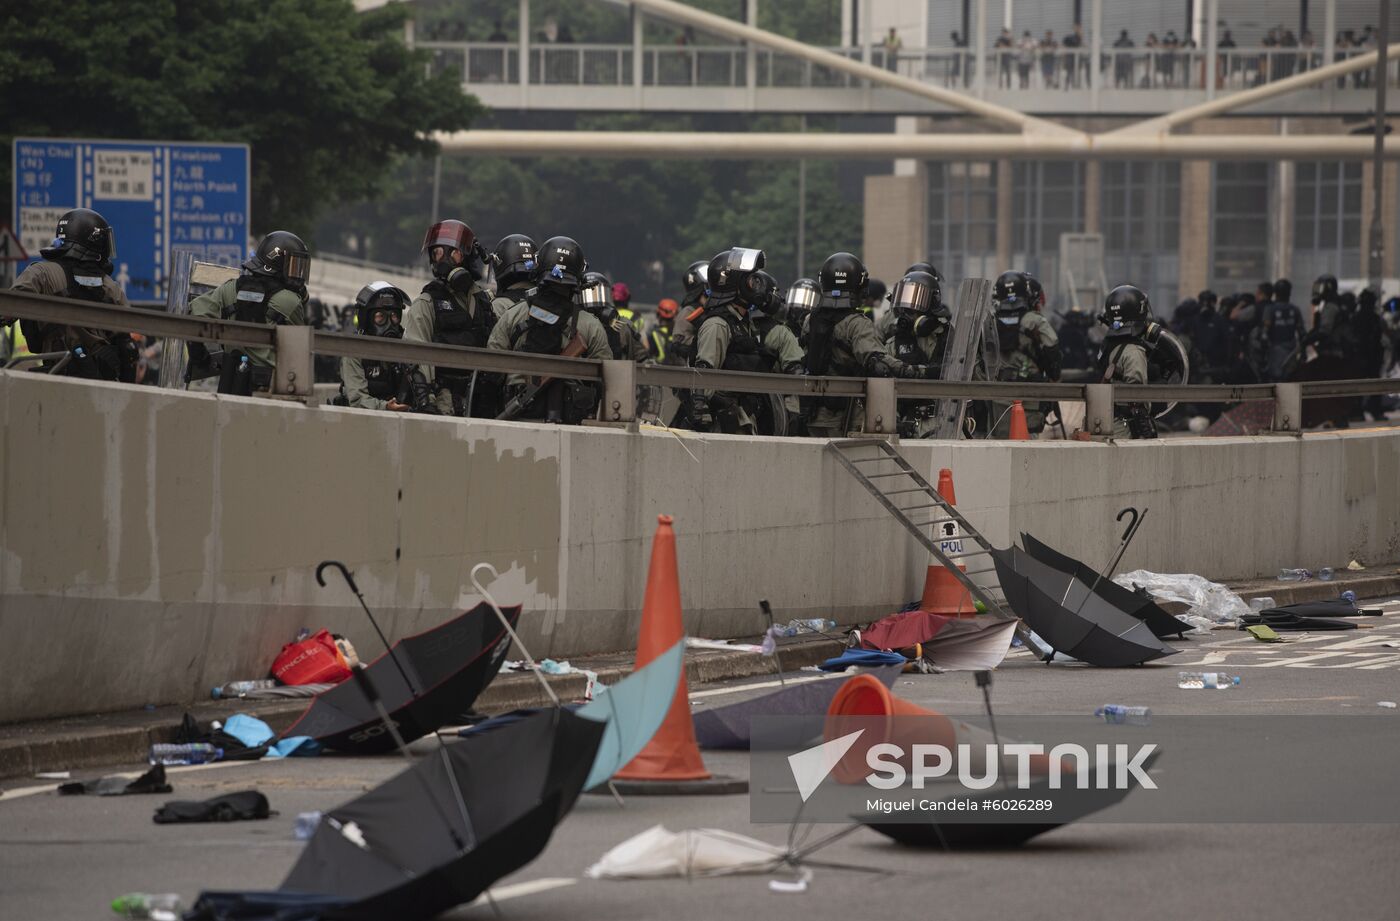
[0,636,843,781]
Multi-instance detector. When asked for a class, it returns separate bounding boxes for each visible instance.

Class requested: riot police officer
[579,271,647,362]
[747,271,805,374]
[334,281,436,413]
[1259,277,1303,380]
[1056,306,1098,376]
[402,219,499,416]
[1098,285,1157,439]
[991,270,1061,435]
[1192,289,1231,384]
[884,270,951,436]
[668,259,709,363]
[686,247,782,434]
[1306,273,1346,359]
[5,208,137,381]
[804,252,936,438]
[188,230,310,394]
[489,233,538,315]
[487,235,612,423]
[875,261,944,342]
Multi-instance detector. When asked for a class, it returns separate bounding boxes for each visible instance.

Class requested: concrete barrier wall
[2,370,1397,722]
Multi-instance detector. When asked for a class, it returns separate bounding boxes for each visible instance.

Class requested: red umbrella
[860,609,956,651]
[1206,400,1275,436]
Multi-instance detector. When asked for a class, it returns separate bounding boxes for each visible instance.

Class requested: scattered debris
[153,790,272,824]
[60,764,171,797]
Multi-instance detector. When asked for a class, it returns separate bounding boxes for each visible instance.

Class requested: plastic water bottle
[1317,567,1335,581]
[148,743,222,765]
[785,618,836,634]
[1094,704,1152,725]
[211,679,278,700]
[1341,590,1358,604]
[1177,671,1241,690]
[1249,596,1277,612]
[1277,568,1310,582]
[294,811,324,840]
[111,893,182,920]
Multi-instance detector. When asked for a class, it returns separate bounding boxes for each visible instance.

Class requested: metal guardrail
[2,289,1394,437]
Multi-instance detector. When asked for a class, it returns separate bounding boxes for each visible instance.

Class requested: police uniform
[993,309,1059,434]
[1100,337,1150,439]
[338,355,408,410]
[403,279,496,415]
[9,260,134,379]
[189,277,306,374]
[804,310,914,437]
[487,298,613,381]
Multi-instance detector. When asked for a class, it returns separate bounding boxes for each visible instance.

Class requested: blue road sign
[12,137,250,303]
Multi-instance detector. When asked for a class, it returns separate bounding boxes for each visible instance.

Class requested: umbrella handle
[1115,507,1140,544]
[470,563,560,709]
[316,560,359,595]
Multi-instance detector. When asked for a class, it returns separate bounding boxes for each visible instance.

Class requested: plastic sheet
[1113,569,1250,632]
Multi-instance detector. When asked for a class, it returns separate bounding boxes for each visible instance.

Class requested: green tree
[0,0,479,238]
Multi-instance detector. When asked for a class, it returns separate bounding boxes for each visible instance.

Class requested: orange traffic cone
[1008,401,1031,440]
[919,468,977,618]
[613,514,712,782]
[824,674,1069,784]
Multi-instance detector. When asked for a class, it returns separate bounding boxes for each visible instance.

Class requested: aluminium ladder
[826,437,1015,623]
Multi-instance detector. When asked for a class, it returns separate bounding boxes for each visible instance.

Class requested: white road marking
[689,673,841,702]
[1,758,257,803]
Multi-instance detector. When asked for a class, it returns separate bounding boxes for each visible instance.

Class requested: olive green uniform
[1102,338,1150,439]
[7,261,130,362]
[992,310,1058,435]
[487,301,613,390]
[189,278,305,368]
[338,356,399,411]
[403,280,495,415]
[805,311,911,438]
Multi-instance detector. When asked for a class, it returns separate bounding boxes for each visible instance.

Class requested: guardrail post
[862,377,897,436]
[273,326,313,399]
[599,359,636,423]
[1272,382,1302,433]
[1085,383,1114,436]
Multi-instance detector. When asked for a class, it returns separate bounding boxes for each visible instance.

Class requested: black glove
[466,241,490,281]
[407,371,440,415]
[1126,404,1158,439]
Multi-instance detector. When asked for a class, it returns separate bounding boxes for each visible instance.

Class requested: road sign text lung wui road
[12,137,250,304]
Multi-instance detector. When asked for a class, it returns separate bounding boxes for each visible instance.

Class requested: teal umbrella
[576,639,685,790]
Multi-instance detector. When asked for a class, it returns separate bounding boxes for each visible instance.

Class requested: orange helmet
[657,298,679,319]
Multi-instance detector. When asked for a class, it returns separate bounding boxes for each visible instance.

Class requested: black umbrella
[1021,533,1189,639]
[858,750,1160,849]
[991,546,1178,667]
[191,708,605,921]
[1241,612,1357,631]
[277,598,520,754]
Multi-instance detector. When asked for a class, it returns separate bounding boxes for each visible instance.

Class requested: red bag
[271,629,352,686]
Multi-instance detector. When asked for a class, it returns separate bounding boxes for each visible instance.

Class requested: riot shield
[928,277,998,439]
[1147,327,1190,418]
[162,253,237,390]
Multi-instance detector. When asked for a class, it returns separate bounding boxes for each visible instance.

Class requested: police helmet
[706,247,766,301]
[1311,273,1339,304]
[537,235,587,288]
[578,270,612,309]
[890,270,942,317]
[1197,289,1218,311]
[905,261,942,281]
[1024,274,1046,310]
[993,270,1030,305]
[492,233,538,288]
[785,277,821,315]
[41,208,114,265]
[244,231,311,287]
[1274,278,1293,302]
[354,280,410,337]
[1100,284,1152,336]
[818,252,868,307]
[681,260,709,306]
[421,220,476,263]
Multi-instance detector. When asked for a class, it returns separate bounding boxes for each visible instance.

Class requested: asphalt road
[3,597,1399,921]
